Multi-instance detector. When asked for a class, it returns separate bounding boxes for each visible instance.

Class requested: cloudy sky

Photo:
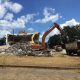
[0,0,80,38]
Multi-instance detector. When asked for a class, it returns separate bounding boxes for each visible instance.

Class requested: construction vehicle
[31,23,63,50]
[7,23,62,48]
[42,23,63,48]
[6,32,39,45]
[31,23,63,51]
[30,23,80,56]
[30,32,40,44]
[6,23,63,56]
[65,40,80,56]
[29,23,64,56]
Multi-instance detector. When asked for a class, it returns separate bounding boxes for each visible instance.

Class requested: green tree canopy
[48,34,61,48]
[0,37,6,45]
[48,24,80,48]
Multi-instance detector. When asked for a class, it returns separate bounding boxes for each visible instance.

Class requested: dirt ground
[0,67,80,80]
[0,46,80,80]
[0,45,9,49]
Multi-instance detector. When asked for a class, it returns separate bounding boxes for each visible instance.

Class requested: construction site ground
[0,46,80,80]
[0,67,80,80]
[0,46,80,68]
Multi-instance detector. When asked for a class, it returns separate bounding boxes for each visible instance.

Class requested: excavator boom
[42,23,63,49]
[31,23,63,50]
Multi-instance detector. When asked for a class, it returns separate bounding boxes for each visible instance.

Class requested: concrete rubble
[0,42,53,57]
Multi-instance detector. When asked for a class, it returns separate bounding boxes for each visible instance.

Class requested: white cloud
[0,5,6,19]
[0,0,22,20]
[11,14,35,28]
[39,28,60,42]
[43,19,80,40]
[12,18,25,28]
[35,14,59,23]
[4,2,23,13]
[0,30,11,38]
[39,31,44,41]
[10,3,23,13]
[43,8,55,18]
[0,0,24,38]
[0,19,25,29]
[0,1,79,40]
[0,20,11,28]
[0,13,36,29]
[18,14,36,24]
[0,1,61,38]
[4,13,14,21]
[27,28,34,32]
[44,19,80,39]
[25,14,36,22]
[0,0,36,30]
[60,19,79,27]
[48,28,60,36]
[35,7,60,23]
[0,15,27,38]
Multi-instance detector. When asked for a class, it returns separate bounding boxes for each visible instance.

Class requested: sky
[0,0,80,40]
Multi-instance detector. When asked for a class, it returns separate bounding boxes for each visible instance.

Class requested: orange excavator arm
[42,23,63,49]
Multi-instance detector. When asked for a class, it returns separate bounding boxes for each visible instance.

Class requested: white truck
[65,40,80,56]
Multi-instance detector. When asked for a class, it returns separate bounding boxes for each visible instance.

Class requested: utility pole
[13,29,14,44]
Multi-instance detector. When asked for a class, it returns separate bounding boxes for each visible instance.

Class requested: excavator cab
[30,32,43,50]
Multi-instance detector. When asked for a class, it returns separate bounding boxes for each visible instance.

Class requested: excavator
[6,23,63,56]
[7,23,62,49]
[31,23,63,50]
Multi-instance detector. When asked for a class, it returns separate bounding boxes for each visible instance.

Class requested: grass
[0,45,80,67]
[0,54,80,68]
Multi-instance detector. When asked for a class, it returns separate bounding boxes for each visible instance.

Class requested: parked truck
[65,40,80,56]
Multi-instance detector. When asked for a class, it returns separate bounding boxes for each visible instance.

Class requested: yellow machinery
[30,32,40,45]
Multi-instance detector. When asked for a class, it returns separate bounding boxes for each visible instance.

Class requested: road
[0,67,80,80]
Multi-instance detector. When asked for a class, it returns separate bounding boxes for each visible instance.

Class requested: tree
[48,25,80,48]
[63,25,80,43]
[75,25,80,39]
[48,34,61,48]
[0,37,6,45]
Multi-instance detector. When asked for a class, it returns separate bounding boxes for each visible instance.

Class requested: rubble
[0,42,53,57]
[5,42,32,56]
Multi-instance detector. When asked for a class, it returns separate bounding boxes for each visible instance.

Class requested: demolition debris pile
[0,42,52,56]
[5,42,32,56]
